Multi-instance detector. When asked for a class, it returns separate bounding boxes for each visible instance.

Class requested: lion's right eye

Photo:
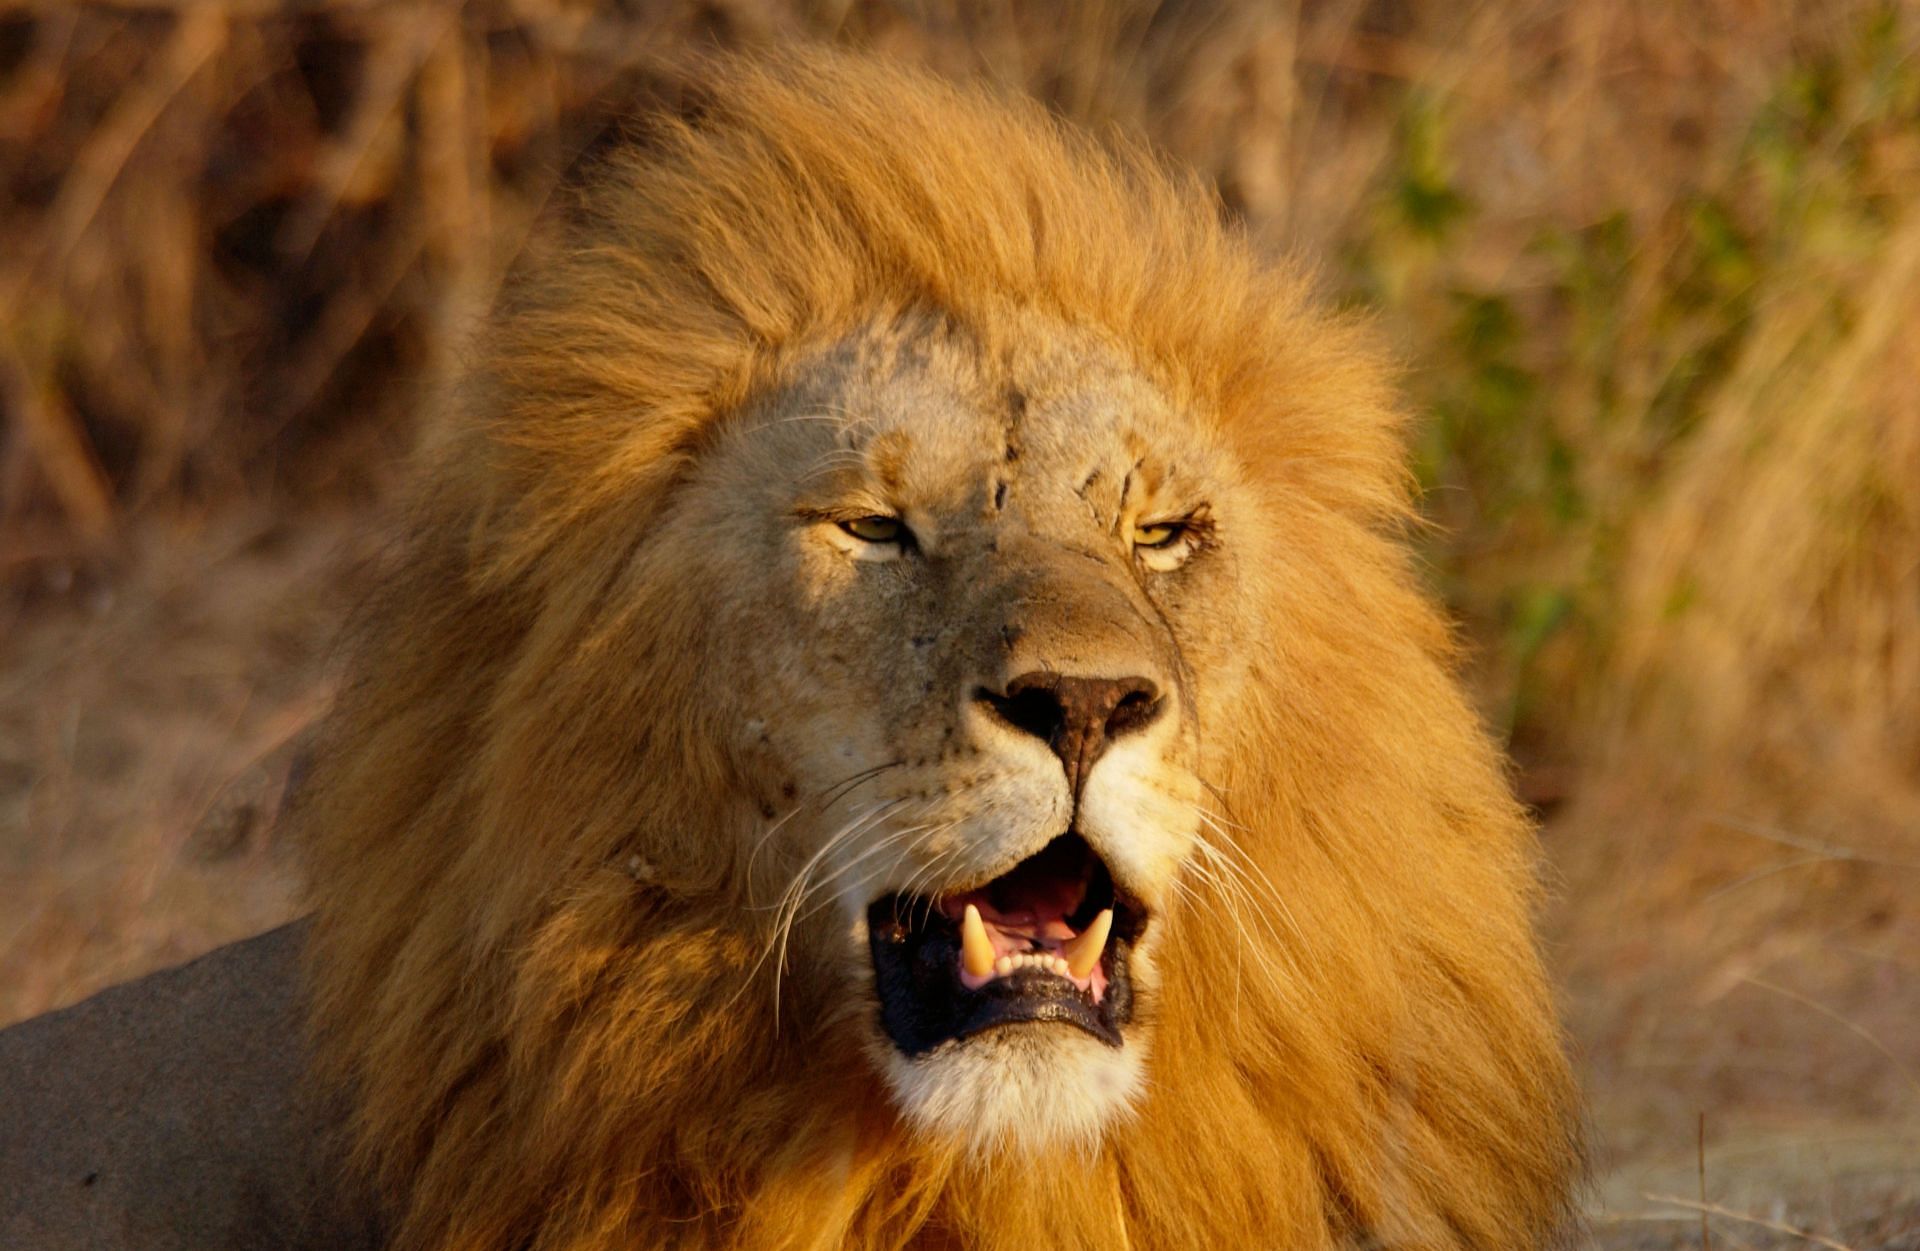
[840,515,907,544]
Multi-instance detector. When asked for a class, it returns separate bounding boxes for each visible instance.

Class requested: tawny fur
[296,51,1583,1250]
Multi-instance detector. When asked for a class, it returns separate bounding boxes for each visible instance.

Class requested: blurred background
[0,1,1915,1244]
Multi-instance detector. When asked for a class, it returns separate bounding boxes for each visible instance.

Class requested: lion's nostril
[980,684,1067,743]
[978,673,1165,796]
[1106,687,1162,740]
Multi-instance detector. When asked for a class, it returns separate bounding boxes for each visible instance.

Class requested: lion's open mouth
[866,832,1145,1054]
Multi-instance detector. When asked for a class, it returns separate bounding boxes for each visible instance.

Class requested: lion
[0,51,1581,1250]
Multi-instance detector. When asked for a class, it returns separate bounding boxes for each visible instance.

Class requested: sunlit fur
[296,51,1583,1250]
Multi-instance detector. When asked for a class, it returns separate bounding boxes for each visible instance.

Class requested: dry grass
[2,0,1917,1240]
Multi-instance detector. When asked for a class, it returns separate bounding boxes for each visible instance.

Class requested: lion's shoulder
[0,923,378,1251]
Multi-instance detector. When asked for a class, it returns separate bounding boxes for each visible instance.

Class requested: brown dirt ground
[0,508,379,1022]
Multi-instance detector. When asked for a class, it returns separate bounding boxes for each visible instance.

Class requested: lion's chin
[874,1025,1147,1156]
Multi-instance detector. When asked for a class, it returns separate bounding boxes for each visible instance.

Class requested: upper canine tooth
[961,904,997,978]
[1063,908,1113,979]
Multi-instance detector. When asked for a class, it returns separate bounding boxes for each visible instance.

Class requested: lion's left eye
[1131,520,1185,549]
[841,515,906,544]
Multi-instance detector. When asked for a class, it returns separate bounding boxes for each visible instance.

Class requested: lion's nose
[977,672,1165,796]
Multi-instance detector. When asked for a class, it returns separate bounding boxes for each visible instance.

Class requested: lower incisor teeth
[983,951,1079,980]
[1007,953,1066,975]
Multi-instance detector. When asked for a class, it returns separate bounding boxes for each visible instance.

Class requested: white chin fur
[876,1026,1144,1156]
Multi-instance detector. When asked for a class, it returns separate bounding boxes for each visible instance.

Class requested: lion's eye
[1131,512,1208,573]
[1132,520,1185,549]
[840,515,906,544]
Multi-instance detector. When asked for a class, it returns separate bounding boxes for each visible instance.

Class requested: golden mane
[297,50,1582,1249]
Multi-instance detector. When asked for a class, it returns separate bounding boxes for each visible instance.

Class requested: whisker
[726,799,896,1022]
[893,829,970,927]
[1181,852,1279,1010]
[1168,870,1242,1025]
[1191,805,1307,948]
[1180,809,1307,1001]
[817,760,905,811]
[762,411,845,429]
[769,798,912,1026]
[743,805,803,900]
[830,818,962,928]
[877,820,962,912]
[785,810,941,926]
[798,452,873,484]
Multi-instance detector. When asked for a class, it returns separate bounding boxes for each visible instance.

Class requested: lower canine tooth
[1063,908,1114,979]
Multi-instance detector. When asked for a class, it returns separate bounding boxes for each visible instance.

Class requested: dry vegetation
[1,1,1916,1244]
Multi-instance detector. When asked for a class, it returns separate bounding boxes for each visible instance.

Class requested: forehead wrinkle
[1000,382,1027,469]
[866,427,916,494]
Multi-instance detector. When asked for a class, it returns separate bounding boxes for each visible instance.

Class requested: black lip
[866,832,1145,1056]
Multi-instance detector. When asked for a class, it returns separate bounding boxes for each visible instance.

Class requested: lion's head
[298,52,1582,1249]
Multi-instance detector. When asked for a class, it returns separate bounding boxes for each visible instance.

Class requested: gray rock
[0,924,380,1250]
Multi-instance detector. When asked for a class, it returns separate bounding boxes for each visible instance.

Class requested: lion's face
[682,311,1248,1152]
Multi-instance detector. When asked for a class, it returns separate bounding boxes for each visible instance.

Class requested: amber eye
[840,515,906,544]
[1132,520,1185,549]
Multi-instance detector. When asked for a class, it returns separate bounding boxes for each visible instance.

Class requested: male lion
[0,52,1582,1249]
